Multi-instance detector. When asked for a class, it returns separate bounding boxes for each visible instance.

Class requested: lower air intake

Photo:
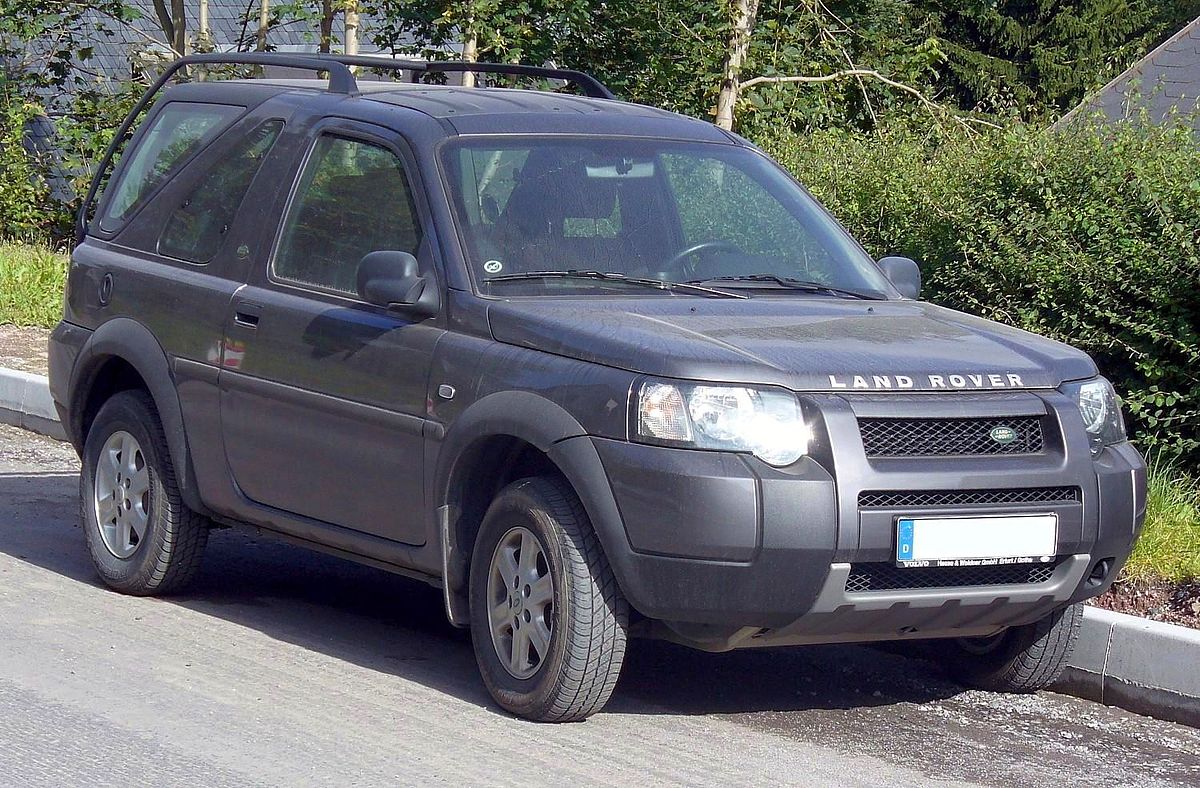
[844,561,1059,593]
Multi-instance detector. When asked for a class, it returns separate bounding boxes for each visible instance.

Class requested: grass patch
[1124,465,1200,583]
[0,242,67,328]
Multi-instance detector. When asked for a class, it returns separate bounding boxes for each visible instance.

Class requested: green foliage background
[0,96,51,238]
[3,0,1200,469]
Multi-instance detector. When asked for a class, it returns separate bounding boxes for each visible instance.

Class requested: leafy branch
[740,68,1002,133]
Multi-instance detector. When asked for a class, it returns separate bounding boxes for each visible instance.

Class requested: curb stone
[0,366,1196,727]
[0,366,66,441]
[1054,606,1200,728]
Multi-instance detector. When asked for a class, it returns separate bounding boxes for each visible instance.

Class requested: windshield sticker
[484,260,504,274]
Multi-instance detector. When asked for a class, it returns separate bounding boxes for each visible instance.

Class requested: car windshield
[440,136,894,298]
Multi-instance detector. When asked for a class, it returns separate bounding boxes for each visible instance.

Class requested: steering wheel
[664,240,743,279]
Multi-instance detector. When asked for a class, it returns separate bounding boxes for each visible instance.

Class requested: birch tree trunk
[714,0,760,131]
[256,0,270,51]
[193,0,213,67]
[197,0,210,50]
[460,25,478,88]
[345,0,360,56]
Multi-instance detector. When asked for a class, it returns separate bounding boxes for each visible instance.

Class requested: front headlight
[1062,377,1126,456]
[635,380,810,466]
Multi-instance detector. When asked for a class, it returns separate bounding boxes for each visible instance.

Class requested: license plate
[895,514,1057,567]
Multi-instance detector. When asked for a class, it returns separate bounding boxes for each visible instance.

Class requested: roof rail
[75,52,615,242]
[312,54,616,100]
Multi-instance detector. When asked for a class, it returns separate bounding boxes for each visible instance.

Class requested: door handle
[233,303,262,328]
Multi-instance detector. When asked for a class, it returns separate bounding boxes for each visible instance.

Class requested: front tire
[941,603,1082,692]
[80,390,209,595]
[469,476,628,722]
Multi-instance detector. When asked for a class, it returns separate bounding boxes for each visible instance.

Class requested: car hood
[486,297,1097,392]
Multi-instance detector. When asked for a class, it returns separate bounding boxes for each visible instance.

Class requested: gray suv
[50,54,1146,722]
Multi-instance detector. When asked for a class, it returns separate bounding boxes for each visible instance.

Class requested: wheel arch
[68,318,208,515]
[435,390,630,626]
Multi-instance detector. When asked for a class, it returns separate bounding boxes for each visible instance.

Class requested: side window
[100,102,242,231]
[274,135,423,296]
[158,120,283,264]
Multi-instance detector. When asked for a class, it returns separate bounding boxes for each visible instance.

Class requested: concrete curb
[0,366,1196,727]
[1055,606,1200,728]
[0,367,67,441]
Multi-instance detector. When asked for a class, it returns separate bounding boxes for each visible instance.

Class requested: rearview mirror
[356,250,438,318]
[878,256,921,300]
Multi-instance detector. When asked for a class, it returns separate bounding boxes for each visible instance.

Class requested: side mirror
[878,256,921,300]
[356,250,439,318]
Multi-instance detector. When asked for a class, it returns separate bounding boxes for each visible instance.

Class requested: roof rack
[76,52,615,242]
[313,54,616,100]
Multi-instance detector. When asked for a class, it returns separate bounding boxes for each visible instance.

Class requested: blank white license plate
[895,514,1057,567]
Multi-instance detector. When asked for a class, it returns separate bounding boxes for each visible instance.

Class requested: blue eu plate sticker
[896,519,915,562]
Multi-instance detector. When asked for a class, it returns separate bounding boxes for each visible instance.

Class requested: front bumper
[584,390,1146,650]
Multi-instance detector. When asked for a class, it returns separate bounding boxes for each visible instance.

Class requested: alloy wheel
[487,526,554,679]
[93,430,150,559]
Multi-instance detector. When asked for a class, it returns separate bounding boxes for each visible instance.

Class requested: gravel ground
[1,423,1198,786]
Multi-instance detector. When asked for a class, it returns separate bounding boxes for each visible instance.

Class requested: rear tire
[941,603,1082,692]
[80,390,209,595]
[469,476,628,722]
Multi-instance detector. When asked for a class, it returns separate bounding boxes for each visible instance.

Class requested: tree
[368,0,594,73]
[0,0,138,92]
[715,0,761,130]
[319,0,334,51]
[930,0,1198,116]
[151,0,187,55]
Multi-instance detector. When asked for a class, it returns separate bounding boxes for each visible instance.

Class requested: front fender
[434,389,590,508]
[435,390,640,626]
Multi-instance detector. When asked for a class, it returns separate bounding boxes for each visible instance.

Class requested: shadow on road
[0,471,962,718]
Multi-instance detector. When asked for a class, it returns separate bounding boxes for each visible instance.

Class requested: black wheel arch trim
[67,318,210,516]
[434,390,641,624]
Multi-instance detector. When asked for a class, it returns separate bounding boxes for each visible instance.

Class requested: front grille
[858,486,1080,509]
[845,561,1059,593]
[859,416,1044,457]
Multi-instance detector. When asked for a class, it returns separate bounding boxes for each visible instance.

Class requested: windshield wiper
[485,270,748,299]
[686,274,882,300]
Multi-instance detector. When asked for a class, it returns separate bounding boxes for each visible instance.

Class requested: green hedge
[0,98,53,238]
[760,120,1200,465]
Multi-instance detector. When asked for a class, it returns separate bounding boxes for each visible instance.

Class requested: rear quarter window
[157,120,283,264]
[99,101,242,233]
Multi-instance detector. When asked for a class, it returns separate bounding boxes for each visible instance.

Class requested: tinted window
[101,102,241,231]
[158,120,283,264]
[274,135,423,295]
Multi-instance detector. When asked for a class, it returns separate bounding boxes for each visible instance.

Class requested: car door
[218,118,444,546]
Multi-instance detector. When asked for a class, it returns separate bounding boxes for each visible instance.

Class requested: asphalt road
[1,422,1197,787]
